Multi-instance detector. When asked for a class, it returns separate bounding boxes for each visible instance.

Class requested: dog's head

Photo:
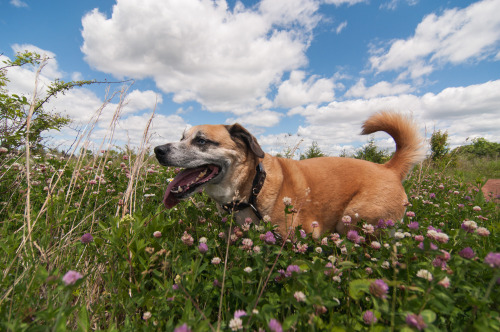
[154,123,264,208]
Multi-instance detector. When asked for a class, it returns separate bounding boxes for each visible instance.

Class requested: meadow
[0,142,499,331]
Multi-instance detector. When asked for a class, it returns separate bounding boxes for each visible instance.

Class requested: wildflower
[199,237,207,243]
[244,267,252,273]
[299,229,306,238]
[282,196,292,206]
[362,223,375,234]
[241,238,253,250]
[153,231,162,238]
[211,257,221,265]
[181,232,194,246]
[263,215,271,222]
[369,279,389,299]
[438,276,451,288]
[260,231,276,244]
[0,147,8,153]
[363,310,377,325]
[332,275,342,282]
[294,291,306,302]
[406,211,415,218]
[143,311,152,320]
[341,215,352,224]
[459,247,475,259]
[365,267,373,275]
[415,235,424,242]
[234,310,246,318]
[62,270,83,286]
[438,184,445,189]
[484,252,500,268]
[394,231,405,239]
[381,261,390,269]
[408,221,419,230]
[461,220,478,233]
[145,247,155,254]
[370,241,381,250]
[269,319,283,332]
[386,219,395,227]
[340,246,348,255]
[229,318,243,331]
[377,219,387,229]
[434,232,449,243]
[416,269,433,281]
[285,265,301,277]
[81,233,93,244]
[198,243,208,254]
[122,155,129,160]
[406,314,427,331]
[253,246,261,253]
[476,227,490,237]
[295,242,308,253]
[174,323,192,332]
[321,237,328,246]
[429,193,436,199]
[472,205,481,211]
[457,203,464,209]
[347,230,359,243]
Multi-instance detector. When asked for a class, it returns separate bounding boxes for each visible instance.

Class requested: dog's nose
[154,144,169,157]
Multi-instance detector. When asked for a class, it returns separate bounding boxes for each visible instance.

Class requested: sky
[1,0,500,156]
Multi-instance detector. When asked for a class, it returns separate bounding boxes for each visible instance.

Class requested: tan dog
[154,111,425,238]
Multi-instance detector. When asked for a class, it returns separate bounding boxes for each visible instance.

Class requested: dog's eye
[196,138,207,145]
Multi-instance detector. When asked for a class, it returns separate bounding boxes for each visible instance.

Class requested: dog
[154,111,425,238]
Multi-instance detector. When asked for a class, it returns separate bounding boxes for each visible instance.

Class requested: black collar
[221,162,266,220]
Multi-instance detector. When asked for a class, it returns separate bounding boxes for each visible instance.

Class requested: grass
[0,146,499,331]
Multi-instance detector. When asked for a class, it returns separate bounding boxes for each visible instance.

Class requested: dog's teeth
[178,186,183,192]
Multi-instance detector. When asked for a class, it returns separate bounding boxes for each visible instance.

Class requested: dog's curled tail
[361,111,426,180]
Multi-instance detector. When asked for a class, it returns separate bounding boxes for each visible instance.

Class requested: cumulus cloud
[81,0,322,116]
[226,110,283,128]
[323,0,367,6]
[279,80,500,155]
[274,70,336,108]
[370,0,500,78]
[345,78,413,98]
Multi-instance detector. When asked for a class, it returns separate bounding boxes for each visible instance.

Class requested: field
[0,147,499,331]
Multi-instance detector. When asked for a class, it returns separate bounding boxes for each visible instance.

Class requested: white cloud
[323,0,367,6]
[283,80,500,154]
[335,21,347,34]
[227,110,283,128]
[81,0,321,116]
[12,44,63,80]
[370,0,500,78]
[2,49,172,150]
[10,0,28,8]
[274,70,336,108]
[345,78,414,98]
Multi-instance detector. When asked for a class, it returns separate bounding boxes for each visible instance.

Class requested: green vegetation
[0,56,499,331]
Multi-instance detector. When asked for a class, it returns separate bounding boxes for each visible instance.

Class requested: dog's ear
[226,123,265,158]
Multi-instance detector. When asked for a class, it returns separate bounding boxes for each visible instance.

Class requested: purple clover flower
[369,279,389,299]
[408,222,419,230]
[406,314,427,331]
[81,233,93,244]
[285,264,301,277]
[347,230,359,243]
[262,231,276,244]
[174,323,192,332]
[234,310,247,318]
[269,319,283,332]
[198,243,208,254]
[459,247,475,259]
[484,252,500,268]
[62,270,83,286]
[363,310,377,325]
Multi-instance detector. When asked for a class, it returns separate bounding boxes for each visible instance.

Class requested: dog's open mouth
[163,165,220,208]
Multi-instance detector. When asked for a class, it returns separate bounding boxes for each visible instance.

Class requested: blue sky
[1,0,499,156]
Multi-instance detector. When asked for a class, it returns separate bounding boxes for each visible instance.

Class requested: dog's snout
[154,144,170,157]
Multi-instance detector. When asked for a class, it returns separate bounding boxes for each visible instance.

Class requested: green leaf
[349,279,372,300]
[77,305,90,332]
[421,309,437,324]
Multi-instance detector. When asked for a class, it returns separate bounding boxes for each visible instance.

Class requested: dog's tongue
[163,165,218,208]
